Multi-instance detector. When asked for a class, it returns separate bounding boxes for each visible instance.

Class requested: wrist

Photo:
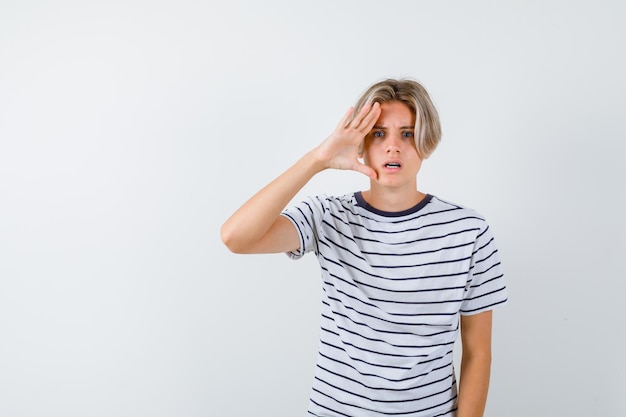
[304,146,331,173]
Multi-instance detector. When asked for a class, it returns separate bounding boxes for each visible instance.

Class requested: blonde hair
[353,78,442,158]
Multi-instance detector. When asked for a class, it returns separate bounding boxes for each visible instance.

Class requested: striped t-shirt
[282,192,508,417]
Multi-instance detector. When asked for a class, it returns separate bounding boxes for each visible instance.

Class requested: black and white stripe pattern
[282,193,507,417]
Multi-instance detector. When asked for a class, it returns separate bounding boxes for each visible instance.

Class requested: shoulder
[284,193,359,219]
[427,195,490,229]
[428,194,481,214]
[297,192,357,210]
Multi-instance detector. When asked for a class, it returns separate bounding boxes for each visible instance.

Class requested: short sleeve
[460,222,508,315]
[280,195,326,260]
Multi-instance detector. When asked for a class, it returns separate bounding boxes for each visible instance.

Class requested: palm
[317,103,380,179]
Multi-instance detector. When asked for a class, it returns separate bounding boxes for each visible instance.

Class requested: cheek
[414,157,424,172]
[402,138,418,151]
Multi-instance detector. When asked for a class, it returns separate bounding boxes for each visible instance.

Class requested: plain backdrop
[1,1,624,416]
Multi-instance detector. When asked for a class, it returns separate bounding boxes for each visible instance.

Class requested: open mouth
[384,162,401,168]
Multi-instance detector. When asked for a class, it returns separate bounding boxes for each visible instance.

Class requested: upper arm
[236,214,301,254]
[460,311,493,358]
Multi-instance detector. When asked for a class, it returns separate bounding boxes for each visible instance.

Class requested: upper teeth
[386,163,400,167]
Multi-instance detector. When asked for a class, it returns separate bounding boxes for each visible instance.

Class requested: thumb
[352,161,377,180]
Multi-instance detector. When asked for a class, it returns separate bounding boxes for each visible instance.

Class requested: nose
[385,134,402,153]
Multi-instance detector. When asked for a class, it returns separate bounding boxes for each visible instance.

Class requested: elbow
[220,223,244,254]
[221,221,255,254]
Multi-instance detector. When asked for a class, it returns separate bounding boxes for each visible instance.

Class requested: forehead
[376,101,415,126]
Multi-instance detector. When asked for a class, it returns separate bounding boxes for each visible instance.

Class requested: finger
[347,102,373,129]
[337,106,355,130]
[352,102,380,132]
[352,161,377,180]
[358,102,381,133]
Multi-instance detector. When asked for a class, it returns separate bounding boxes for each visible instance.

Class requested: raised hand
[221,101,380,254]
[313,102,381,179]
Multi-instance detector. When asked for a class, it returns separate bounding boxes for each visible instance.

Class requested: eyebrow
[372,125,415,130]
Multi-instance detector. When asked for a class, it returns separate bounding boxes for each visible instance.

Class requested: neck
[361,184,425,213]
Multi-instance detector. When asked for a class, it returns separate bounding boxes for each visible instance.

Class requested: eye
[402,131,414,139]
[372,130,384,138]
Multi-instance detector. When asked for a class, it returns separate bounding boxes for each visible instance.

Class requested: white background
[1,1,624,416]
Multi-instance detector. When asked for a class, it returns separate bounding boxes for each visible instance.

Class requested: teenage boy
[221,78,508,417]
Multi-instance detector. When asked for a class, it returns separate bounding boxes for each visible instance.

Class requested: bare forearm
[220,150,324,253]
[457,353,491,417]
[221,103,380,254]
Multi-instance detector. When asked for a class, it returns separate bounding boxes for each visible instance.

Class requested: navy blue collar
[354,192,432,217]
